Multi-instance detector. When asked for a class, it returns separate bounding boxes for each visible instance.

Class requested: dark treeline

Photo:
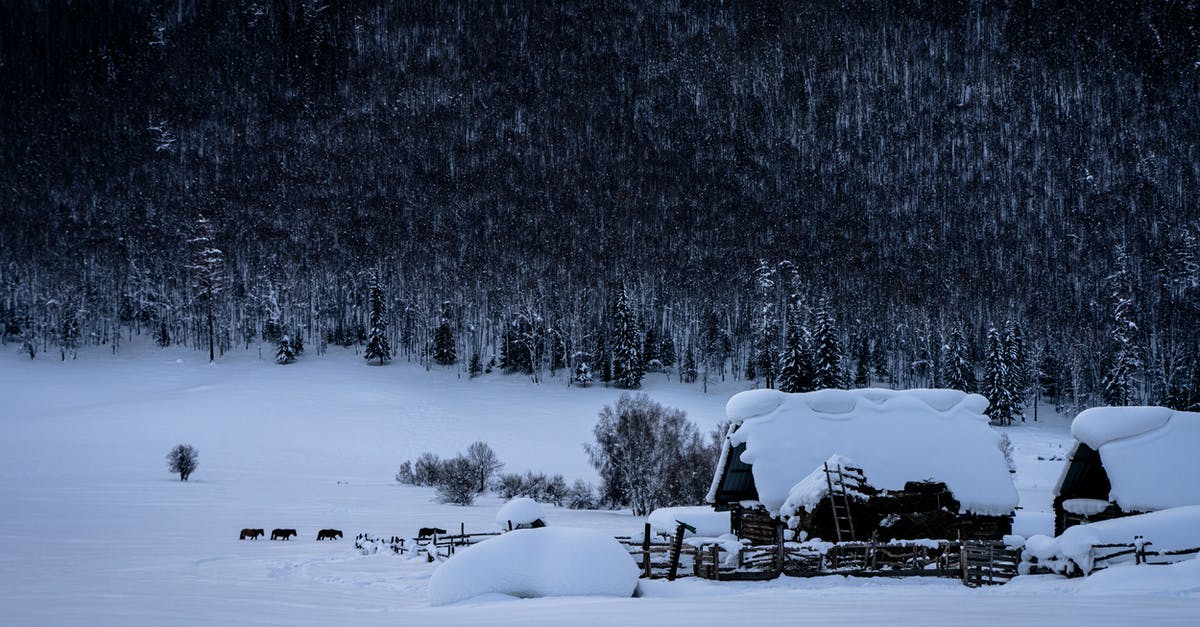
[2,1,1199,413]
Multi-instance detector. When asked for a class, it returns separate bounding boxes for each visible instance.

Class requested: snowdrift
[496,497,545,530]
[428,528,639,606]
[1024,506,1200,575]
[647,506,730,538]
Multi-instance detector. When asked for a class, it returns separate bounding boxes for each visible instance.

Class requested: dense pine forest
[2,1,1199,414]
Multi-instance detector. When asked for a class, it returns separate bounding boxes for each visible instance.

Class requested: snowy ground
[2,342,1197,625]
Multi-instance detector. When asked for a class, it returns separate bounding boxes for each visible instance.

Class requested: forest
[1,1,1199,413]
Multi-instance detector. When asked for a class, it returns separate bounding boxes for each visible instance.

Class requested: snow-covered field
[2,343,1198,625]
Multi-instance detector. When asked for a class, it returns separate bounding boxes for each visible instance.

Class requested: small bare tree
[465,441,504,492]
[166,444,198,481]
[435,456,478,505]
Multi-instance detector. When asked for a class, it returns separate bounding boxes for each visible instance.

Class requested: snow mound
[1071,406,1174,448]
[1066,407,1200,512]
[496,497,545,530]
[720,388,1017,516]
[648,506,730,537]
[1024,506,1200,575]
[428,528,639,606]
[1075,555,1200,596]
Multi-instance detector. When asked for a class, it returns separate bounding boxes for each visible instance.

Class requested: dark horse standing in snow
[239,528,264,540]
[316,529,342,540]
[271,528,297,540]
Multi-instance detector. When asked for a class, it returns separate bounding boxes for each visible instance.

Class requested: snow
[1,343,1197,624]
[427,528,639,606]
[1066,407,1200,512]
[779,454,867,521]
[719,388,1018,516]
[1062,498,1111,516]
[647,506,730,538]
[1024,506,1200,574]
[496,497,545,530]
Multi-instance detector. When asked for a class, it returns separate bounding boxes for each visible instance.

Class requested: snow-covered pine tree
[1004,321,1027,421]
[364,273,391,365]
[983,324,1015,425]
[468,351,483,377]
[942,323,975,393]
[574,361,593,385]
[777,324,816,393]
[1102,247,1140,406]
[811,296,844,389]
[275,334,295,364]
[751,260,779,388]
[433,318,456,366]
[186,216,224,362]
[155,318,171,347]
[611,283,643,389]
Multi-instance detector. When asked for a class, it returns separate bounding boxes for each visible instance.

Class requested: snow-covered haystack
[711,388,1018,517]
[496,497,546,531]
[1023,505,1200,575]
[647,506,730,538]
[779,454,870,521]
[428,528,639,606]
[1062,407,1200,512]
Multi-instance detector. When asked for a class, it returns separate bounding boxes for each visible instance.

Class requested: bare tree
[465,441,504,493]
[166,444,198,481]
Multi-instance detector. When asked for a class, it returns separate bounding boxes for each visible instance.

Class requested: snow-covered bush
[491,470,570,506]
[412,453,442,486]
[566,479,598,510]
[428,528,638,606]
[394,460,414,484]
[465,441,503,493]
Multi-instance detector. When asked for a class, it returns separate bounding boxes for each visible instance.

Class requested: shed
[1053,406,1200,534]
[707,388,1018,543]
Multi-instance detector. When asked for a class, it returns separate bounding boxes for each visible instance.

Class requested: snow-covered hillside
[2,344,1196,625]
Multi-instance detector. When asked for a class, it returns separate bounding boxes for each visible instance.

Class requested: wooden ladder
[824,461,856,543]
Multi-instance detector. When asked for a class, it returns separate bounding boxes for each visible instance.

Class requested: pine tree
[364,273,390,365]
[468,352,483,377]
[984,325,1015,425]
[1005,321,1027,420]
[811,297,844,389]
[275,334,296,364]
[853,337,870,387]
[681,343,698,383]
[186,216,224,363]
[433,318,456,366]
[1102,248,1140,406]
[778,324,816,393]
[942,324,976,393]
[611,283,643,389]
[642,326,659,371]
[659,333,676,369]
[595,333,613,385]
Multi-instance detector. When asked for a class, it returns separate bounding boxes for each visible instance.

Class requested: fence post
[775,523,785,575]
[641,523,652,578]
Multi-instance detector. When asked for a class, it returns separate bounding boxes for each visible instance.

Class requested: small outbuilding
[707,388,1018,544]
[496,497,547,531]
[1053,406,1200,534]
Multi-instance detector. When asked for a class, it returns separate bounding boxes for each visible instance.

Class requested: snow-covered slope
[2,343,1194,624]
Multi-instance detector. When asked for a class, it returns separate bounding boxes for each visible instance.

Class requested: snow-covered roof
[1065,407,1200,512]
[710,388,1019,517]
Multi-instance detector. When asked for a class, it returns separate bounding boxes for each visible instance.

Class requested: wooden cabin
[707,388,1018,544]
[1053,406,1200,535]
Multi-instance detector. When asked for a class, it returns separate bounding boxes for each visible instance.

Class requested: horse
[417,527,447,539]
[271,528,297,540]
[316,529,343,540]
[239,528,264,540]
